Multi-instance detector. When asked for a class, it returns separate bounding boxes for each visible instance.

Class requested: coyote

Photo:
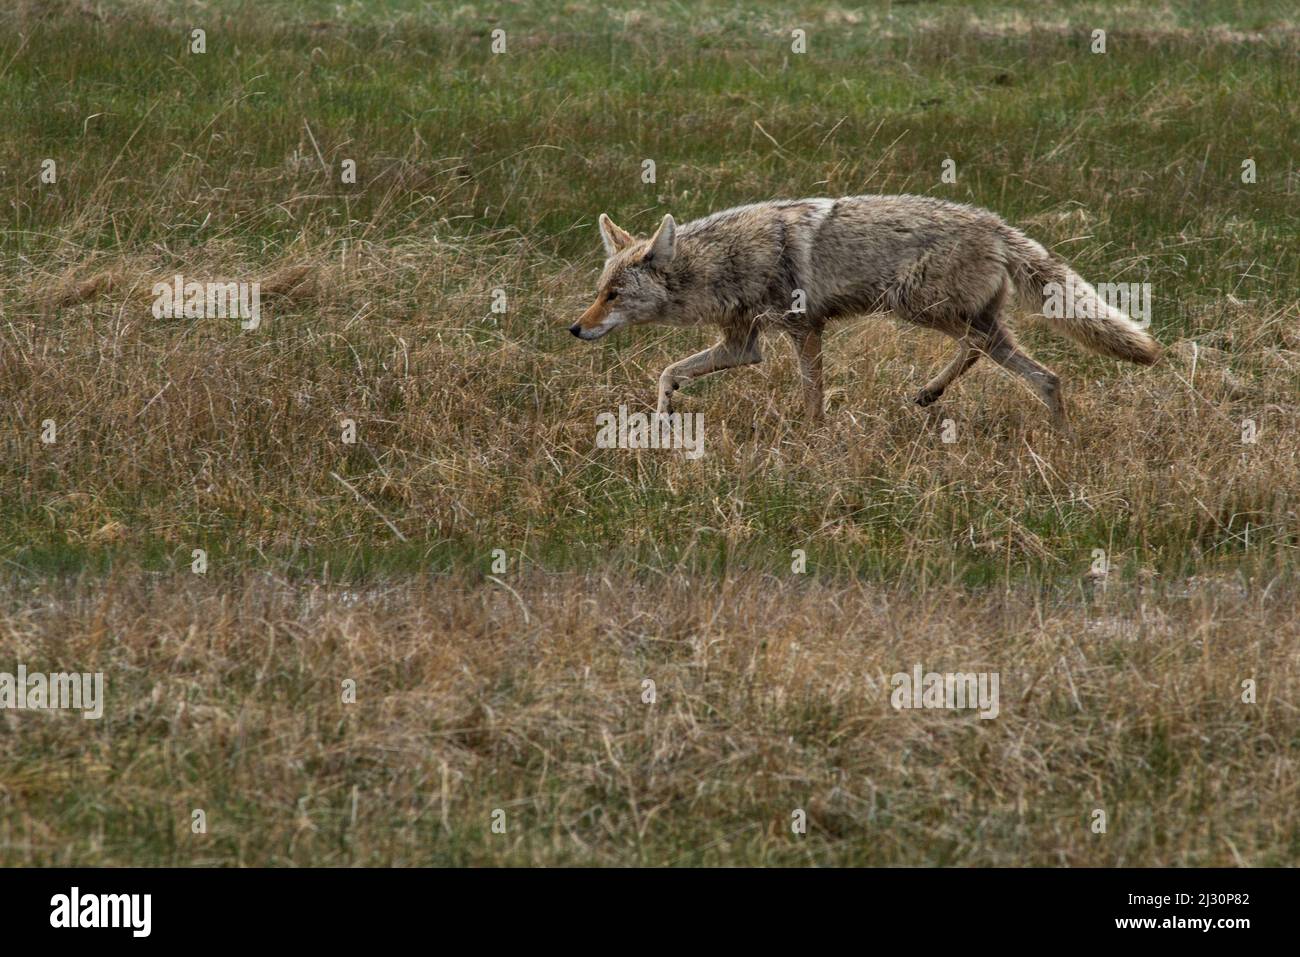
[569,196,1159,425]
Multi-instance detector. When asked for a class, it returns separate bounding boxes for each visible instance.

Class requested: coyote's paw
[656,380,679,415]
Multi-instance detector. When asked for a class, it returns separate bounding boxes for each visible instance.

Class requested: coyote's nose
[568,323,582,337]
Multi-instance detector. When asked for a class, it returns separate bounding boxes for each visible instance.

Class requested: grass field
[1,0,1297,865]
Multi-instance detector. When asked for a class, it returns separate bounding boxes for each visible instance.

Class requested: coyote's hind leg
[984,322,1067,426]
[914,338,980,407]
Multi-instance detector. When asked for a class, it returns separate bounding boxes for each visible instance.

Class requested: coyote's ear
[598,213,633,256]
[644,214,676,265]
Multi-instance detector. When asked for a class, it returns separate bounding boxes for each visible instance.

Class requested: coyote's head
[569,213,676,340]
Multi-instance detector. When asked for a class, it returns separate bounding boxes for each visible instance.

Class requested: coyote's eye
[606,290,619,301]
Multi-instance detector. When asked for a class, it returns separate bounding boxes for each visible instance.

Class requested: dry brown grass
[5,238,1297,583]
[2,571,1296,865]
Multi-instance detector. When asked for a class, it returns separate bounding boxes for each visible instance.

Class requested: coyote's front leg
[786,327,826,423]
[657,333,762,414]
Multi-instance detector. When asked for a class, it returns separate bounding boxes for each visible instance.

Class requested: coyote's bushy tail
[1000,227,1160,365]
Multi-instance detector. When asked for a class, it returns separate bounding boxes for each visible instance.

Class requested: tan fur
[999,230,1161,365]
[570,196,1161,426]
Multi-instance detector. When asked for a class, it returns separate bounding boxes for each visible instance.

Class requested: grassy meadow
[0,0,1297,865]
